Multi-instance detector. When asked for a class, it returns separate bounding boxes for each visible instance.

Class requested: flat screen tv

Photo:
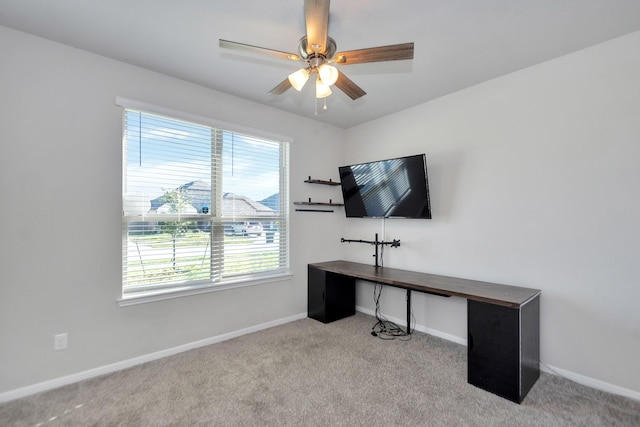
[339,154,432,219]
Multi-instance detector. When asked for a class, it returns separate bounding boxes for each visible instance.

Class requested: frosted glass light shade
[318,64,339,86]
[316,78,332,98]
[288,68,310,91]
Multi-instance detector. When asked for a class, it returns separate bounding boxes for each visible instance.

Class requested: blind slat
[122,108,289,298]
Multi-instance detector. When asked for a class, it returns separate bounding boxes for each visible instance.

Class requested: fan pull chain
[314,97,329,115]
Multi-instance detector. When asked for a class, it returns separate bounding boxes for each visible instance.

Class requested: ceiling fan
[219,0,414,101]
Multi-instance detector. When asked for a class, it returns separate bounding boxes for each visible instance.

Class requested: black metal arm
[341,233,400,267]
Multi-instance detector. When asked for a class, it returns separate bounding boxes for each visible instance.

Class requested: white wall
[0,26,345,395]
[344,31,640,396]
[2,21,638,401]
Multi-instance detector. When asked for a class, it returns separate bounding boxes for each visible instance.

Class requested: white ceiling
[1,0,640,128]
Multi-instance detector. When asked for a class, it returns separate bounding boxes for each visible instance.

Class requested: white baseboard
[355,306,640,403]
[539,363,640,402]
[355,305,468,346]
[0,312,307,403]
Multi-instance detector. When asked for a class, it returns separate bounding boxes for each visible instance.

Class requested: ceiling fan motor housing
[298,36,337,61]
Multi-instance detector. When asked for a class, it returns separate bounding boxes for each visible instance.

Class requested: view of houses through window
[122,107,289,299]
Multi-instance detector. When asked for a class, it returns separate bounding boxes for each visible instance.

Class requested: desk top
[309,260,541,308]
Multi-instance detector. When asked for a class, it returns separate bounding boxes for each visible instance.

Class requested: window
[120,100,290,302]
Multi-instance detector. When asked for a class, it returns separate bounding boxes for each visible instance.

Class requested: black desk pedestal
[308,267,355,323]
[468,297,540,403]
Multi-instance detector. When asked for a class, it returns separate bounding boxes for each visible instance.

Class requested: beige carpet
[2,312,639,426]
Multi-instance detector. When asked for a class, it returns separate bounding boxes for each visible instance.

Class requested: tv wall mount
[341,233,400,268]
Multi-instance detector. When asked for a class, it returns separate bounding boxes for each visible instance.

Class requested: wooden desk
[308,260,541,403]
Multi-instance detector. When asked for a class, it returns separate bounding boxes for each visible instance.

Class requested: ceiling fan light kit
[219,0,414,108]
[288,68,311,91]
[315,77,332,98]
[318,63,339,86]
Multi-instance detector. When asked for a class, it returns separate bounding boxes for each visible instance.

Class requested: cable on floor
[371,282,413,341]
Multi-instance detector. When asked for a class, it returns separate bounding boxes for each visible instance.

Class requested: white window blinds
[121,106,289,300]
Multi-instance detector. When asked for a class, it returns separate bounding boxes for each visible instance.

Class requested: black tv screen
[339,154,432,219]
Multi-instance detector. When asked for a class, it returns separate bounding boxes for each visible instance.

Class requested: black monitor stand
[341,233,400,267]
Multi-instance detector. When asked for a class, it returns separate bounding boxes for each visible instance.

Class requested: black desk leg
[406,289,412,334]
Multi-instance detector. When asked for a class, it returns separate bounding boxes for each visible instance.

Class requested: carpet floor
[1,312,639,426]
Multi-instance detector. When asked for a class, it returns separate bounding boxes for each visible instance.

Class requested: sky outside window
[125,111,281,209]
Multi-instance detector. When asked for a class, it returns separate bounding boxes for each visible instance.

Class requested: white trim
[118,274,293,307]
[115,96,293,143]
[0,312,306,403]
[355,305,468,346]
[539,363,640,403]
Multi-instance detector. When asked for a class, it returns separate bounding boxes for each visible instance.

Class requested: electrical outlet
[54,333,68,351]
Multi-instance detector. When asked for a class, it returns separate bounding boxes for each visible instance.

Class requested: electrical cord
[371,282,413,341]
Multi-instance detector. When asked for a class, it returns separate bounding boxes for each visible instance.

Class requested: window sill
[118,273,293,307]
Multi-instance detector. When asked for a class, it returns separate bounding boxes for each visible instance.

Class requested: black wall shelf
[294,199,343,207]
[304,177,341,186]
[294,177,344,212]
